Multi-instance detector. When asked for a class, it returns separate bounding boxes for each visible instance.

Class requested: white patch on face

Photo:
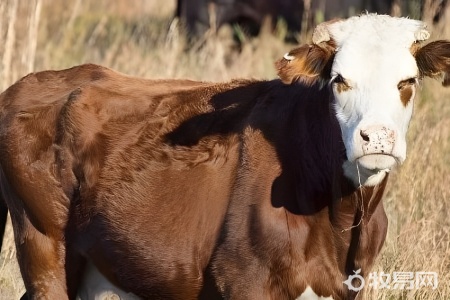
[296,286,334,300]
[326,15,422,172]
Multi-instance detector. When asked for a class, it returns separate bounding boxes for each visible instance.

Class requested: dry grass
[0,1,448,299]
[364,79,450,299]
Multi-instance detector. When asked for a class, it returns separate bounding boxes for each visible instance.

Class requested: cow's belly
[79,212,220,298]
[75,161,238,298]
[76,266,336,300]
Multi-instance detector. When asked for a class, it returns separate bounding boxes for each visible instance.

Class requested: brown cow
[0,14,449,300]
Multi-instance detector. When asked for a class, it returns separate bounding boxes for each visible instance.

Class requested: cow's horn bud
[415,28,430,41]
[312,24,331,44]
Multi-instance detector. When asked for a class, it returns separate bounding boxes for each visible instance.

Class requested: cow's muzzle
[357,126,398,170]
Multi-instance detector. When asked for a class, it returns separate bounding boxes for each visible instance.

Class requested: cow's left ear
[415,40,450,86]
[275,21,338,85]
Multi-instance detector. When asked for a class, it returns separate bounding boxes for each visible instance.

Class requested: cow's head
[276,14,450,186]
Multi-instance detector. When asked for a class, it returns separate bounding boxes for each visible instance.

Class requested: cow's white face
[327,16,424,178]
[276,14,450,186]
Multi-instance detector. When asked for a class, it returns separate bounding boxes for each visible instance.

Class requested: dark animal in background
[176,0,304,42]
[175,0,397,42]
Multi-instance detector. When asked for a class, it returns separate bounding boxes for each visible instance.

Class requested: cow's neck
[330,169,389,273]
[281,155,389,298]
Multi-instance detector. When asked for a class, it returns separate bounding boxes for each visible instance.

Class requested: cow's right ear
[275,21,338,85]
[275,43,335,85]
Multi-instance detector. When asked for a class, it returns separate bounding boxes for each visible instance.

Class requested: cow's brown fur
[415,40,450,86]
[0,63,392,300]
[275,41,336,85]
[397,78,415,106]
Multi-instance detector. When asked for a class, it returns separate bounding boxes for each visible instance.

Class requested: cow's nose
[360,130,370,142]
[360,126,395,155]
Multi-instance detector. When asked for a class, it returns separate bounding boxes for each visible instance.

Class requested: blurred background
[0,1,448,299]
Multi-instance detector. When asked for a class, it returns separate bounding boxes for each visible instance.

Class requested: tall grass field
[0,1,449,299]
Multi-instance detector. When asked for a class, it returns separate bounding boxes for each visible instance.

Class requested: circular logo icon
[343,269,365,292]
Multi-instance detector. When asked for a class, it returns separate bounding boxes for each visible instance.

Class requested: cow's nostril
[360,130,370,142]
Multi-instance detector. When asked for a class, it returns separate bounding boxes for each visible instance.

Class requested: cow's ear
[275,21,338,85]
[275,43,335,85]
[415,40,450,86]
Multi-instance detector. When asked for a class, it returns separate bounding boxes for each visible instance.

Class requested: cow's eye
[398,77,417,90]
[331,74,351,92]
[332,74,345,84]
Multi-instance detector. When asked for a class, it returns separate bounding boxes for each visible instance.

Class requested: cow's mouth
[356,154,398,171]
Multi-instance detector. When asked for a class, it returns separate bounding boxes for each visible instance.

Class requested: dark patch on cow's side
[164,81,268,146]
[263,81,347,215]
[275,168,332,215]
